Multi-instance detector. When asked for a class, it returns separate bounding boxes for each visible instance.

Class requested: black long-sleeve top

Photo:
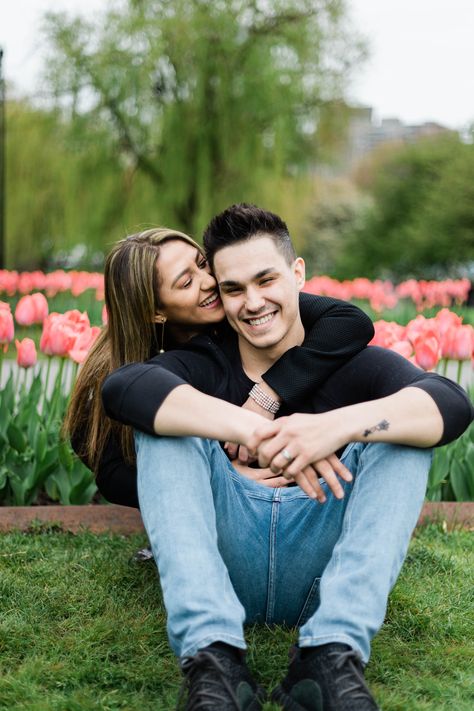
[103,336,473,451]
[102,304,473,501]
[73,295,374,508]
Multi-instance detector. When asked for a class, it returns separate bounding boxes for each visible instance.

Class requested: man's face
[213,234,305,353]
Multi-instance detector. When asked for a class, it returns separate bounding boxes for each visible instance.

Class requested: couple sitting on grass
[66,203,473,711]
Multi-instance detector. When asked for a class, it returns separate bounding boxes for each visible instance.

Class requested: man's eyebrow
[219,268,276,288]
[171,250,201,287]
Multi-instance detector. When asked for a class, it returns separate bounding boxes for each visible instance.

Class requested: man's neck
[238,320,305,381]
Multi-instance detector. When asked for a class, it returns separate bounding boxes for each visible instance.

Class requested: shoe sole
[271,685,309,711]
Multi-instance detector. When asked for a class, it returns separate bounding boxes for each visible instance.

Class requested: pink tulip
[30,293,49,322]
[46,322,75,357]
[62,309,91,332]
[69,326,101,364]
[40,310,94,359]
[40,314,74,357]
[413,335,441,371]
[444,325,474,361]
[0,270,19,295]
[0,303,14,350]
[405,315,439,344]
[389,340,413,359]
[15,295,36,326]
[15,338,37,368]
[435,308,463,338]
[15,293,49,326]
[101,304,108,325]
[370,320,405,348]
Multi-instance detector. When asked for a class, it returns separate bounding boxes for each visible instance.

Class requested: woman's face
[156,239,225,326]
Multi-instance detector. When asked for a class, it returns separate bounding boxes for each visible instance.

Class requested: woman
[65,227,374,507]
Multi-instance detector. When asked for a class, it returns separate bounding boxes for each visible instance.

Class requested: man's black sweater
[102,331,473,477]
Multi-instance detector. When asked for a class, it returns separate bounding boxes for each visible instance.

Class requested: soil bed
[0,502,472,534]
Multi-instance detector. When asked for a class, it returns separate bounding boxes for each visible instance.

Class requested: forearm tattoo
[363,419,390,437]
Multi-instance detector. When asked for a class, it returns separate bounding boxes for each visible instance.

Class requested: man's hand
[247,412,353,499]
[231,461,288,488]
[225,395,275,462]
[290,455,352,502]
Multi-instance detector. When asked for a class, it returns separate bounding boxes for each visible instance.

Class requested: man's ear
[293,257,306,291]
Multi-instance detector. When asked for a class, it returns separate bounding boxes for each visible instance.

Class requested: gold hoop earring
[156,316,167,353]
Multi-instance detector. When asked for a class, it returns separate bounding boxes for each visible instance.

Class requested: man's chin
[241,331,282,350]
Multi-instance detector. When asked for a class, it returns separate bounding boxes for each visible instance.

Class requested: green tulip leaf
[7,422,27,453]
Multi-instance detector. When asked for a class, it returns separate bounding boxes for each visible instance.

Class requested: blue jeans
[135,434,431,662]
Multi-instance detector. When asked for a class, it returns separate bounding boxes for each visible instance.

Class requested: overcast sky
[1,0,473,130]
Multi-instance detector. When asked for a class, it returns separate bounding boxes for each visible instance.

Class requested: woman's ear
[154,313,167,324]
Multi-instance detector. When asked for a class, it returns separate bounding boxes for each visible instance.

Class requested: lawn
[0,525,472,710]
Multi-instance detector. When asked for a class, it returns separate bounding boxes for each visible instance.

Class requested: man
[103,204,473,711]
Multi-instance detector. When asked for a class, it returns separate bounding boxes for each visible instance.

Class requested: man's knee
[135,432,212,459]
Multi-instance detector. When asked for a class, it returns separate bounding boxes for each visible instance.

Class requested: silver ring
[281,448,294,463]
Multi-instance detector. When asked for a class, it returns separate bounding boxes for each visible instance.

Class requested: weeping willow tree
[36,0,364,242]
[6,1,365,265]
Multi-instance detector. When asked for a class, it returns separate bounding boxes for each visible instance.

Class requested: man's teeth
[248,313,274,326]
[201,294,218,307]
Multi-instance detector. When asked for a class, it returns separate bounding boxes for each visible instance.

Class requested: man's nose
[245,288,265,312]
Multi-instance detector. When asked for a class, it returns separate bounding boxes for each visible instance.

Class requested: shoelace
[177,650,242,710]
[330,649,374,703]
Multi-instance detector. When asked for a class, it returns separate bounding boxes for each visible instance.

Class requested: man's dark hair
[203,203,296,268]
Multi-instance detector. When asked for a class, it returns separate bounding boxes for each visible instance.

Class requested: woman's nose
[201,270,217,291]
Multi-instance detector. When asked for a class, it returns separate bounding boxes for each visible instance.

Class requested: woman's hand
[247,412,353,501]
[231,461,288,488]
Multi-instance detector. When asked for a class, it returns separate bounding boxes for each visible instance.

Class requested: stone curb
[0,504,144,534]
[0,502,473,534]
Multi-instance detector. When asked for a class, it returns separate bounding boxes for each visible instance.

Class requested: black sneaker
[271,643,380,711]
[177,645,266,710]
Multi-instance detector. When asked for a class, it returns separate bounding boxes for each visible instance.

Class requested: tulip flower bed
[0,270,473,505]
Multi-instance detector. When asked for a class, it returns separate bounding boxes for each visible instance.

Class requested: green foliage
[427,421,474,502]
[5,0,366,266]
[333,135,474,278]
[0,358,96,505]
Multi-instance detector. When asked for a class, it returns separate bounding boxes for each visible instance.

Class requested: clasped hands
[227,411,353,503]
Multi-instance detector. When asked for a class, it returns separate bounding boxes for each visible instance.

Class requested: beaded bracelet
[249,383,280,414]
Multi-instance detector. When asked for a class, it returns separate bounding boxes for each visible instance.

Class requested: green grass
[0,525,472,710]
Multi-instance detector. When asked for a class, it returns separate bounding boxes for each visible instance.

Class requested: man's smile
[243,310,278,328]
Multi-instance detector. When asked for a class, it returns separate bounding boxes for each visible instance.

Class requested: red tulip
[15,338,37,368]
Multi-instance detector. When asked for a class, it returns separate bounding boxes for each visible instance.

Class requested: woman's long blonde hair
[64,227,203,468]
